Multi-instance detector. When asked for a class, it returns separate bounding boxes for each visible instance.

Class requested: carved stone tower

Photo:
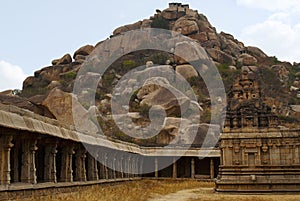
[216,69,300,192]
[223,69,278,132]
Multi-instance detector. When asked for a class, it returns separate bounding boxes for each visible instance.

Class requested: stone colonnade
[0,133,218,186]
[0,133,142,185]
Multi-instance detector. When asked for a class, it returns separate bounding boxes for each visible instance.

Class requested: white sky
[0,0,300,91]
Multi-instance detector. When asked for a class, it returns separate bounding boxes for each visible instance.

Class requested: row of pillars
[0,134,142,185]
[154,157,215,179]
[0,134,217,186]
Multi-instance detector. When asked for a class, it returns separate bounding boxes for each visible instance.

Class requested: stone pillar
[112,156,117,179]
[44,142,57,183]
[210,158,214,179]
[98,152,107,179]
[154,157,158,178]
[114,155,121,178]
[120,155,124,178]
[172,157,177,178]
[12,140,19,183]
[131,157,135,177]
[21,139,38,184]
[135,157,139,177]
[104,153,109,179]
[106,152,114,179]
[60,145,74,182]
[0,135,13,185]
[127,156,131,178]
[191,157,195,179]
[87,153,98,181]
[74,148,87,181]
[139,157,144,176]
[123,156,129,178]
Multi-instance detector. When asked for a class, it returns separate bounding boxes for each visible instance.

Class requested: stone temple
[215,68,300,192]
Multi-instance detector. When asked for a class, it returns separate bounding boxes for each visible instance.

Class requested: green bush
[151,16,169,30]
[65,71,76,79]
[122,60,137,71]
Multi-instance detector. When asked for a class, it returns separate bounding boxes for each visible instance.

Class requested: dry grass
[19,179,211,201]
[18,180,300,201]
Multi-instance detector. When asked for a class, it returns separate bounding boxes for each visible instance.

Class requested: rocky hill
[1,3,299,145]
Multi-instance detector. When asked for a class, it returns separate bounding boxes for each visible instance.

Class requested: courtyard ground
[19,179,300,201]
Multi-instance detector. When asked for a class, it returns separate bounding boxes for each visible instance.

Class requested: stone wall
[216,130,300,192]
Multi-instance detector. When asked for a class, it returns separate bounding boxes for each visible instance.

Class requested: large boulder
[52,54,72,66]
[73,45,95,59]
[137,84,191,116]
[176,64,198,79]
[238,53,257,66]
[190,32,209,43]
[196,20,213,32]
[206,48,236,65]
[42,88,99,134]
[113,21,142,35]
[246,46,268,59]
[219,33,243,58]
[0,94,54,118]
[173,16,199,35]
[156,117,191,144]
[174,41,207,64]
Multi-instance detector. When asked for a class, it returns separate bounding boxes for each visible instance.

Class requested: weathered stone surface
[173,16,199,35]
[42,88,98,134]
[238,53,257,66]
[174,41,207,64]
[113,21,142,35]
[47,81,62,90]
[219,33,243,58]
[196,20,212,32]
[189,32,208,42]
[137,82,191,116]
[73,45,94,59]
[207,32,218,41]
[52,54,72,66]
[271,65,289,83]
[141,19,152,29]
[176,64,198,79]
[161,10,179,20]
[0,94,54,118]
[206,48,235,65]
[156,117,191,144]
[246,46,268,59]
[0,90,14,96]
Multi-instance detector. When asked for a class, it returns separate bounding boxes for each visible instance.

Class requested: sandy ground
[148,188,210,201]
[148,187,300,201]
